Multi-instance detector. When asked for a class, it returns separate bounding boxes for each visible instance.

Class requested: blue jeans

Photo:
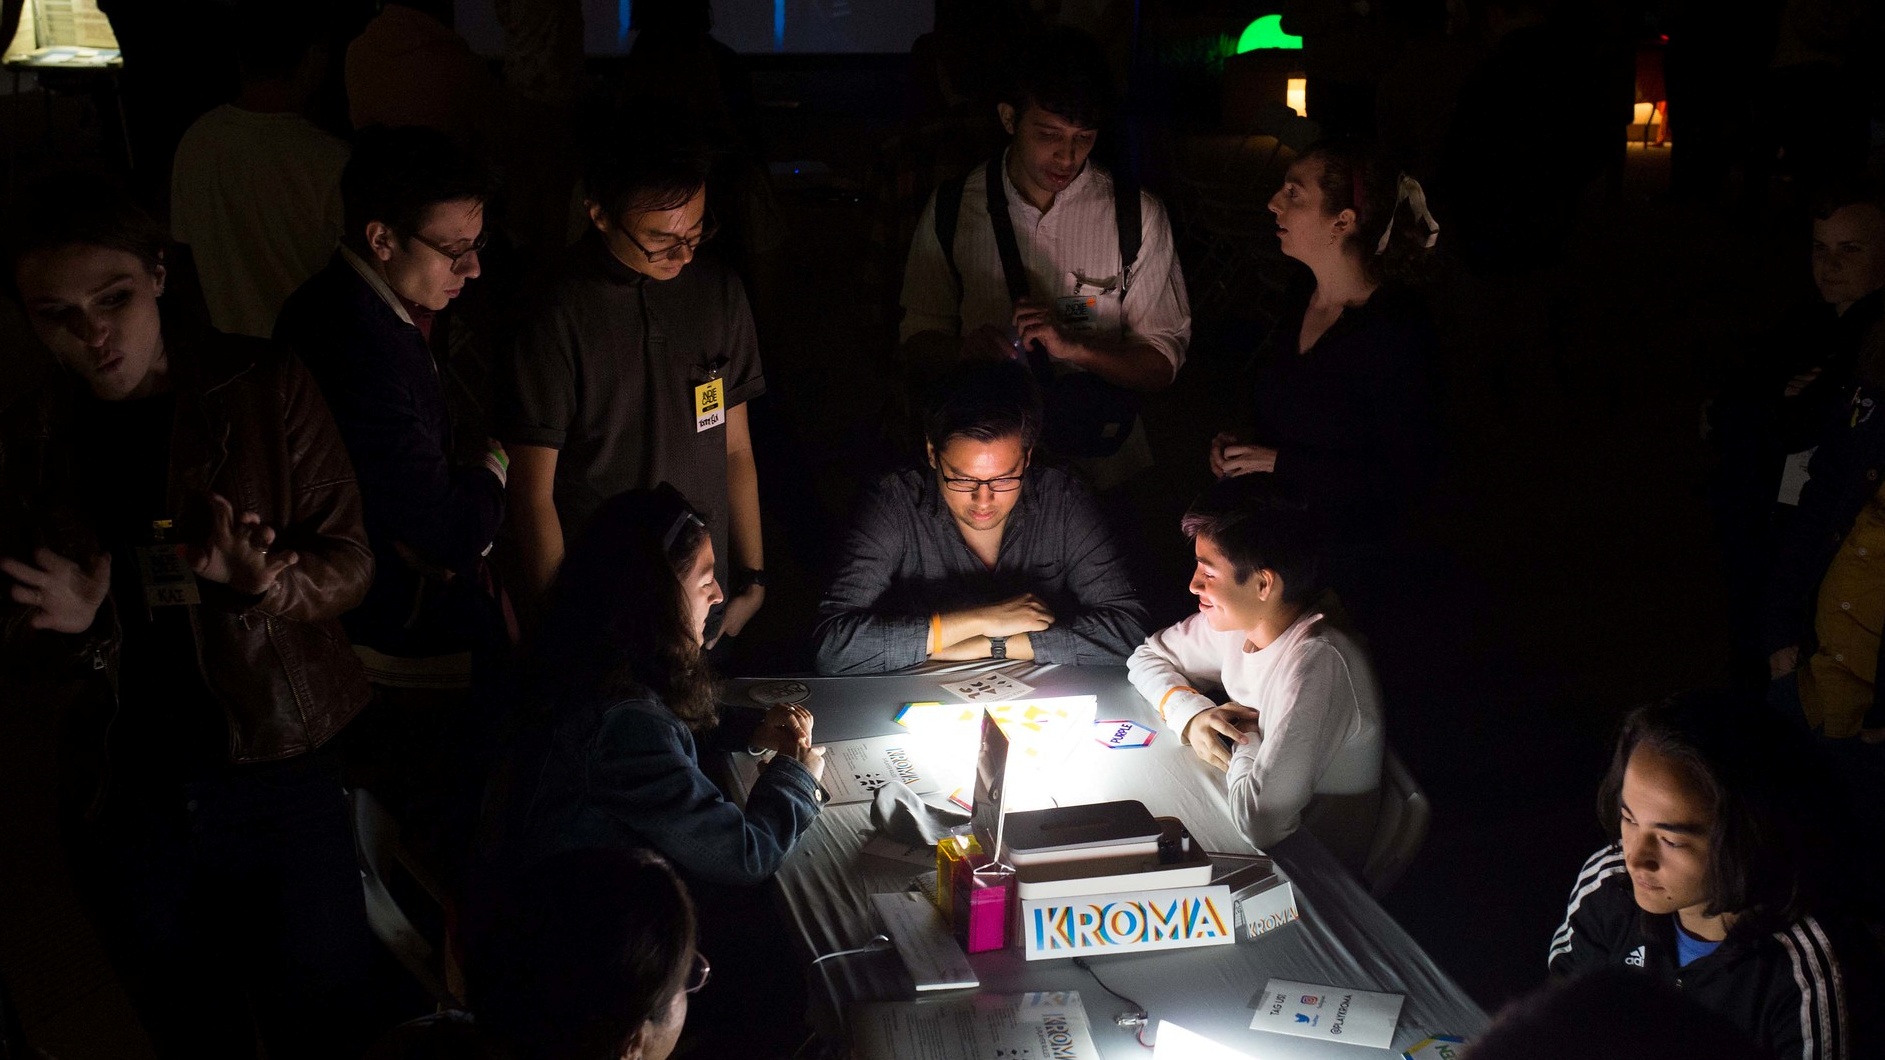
[63,756,379,1060]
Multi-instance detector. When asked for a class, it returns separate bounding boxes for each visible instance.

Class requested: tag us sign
[1022,884,1236,960]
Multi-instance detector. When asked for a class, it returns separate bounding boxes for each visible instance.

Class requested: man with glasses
[502,130,766,644]
[275,127,509,812]
[814,360,1147,674]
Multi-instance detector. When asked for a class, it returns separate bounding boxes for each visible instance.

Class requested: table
[728,661,1488,1058]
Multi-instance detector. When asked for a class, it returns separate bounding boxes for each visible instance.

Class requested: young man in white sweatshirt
[1127,476,1384,870]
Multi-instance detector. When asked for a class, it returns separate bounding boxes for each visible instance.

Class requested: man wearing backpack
[898,27,1190,485]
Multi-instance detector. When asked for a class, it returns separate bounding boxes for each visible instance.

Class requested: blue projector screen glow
[457,0,933,56]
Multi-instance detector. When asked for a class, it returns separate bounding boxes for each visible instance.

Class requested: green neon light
[1236,14,1302,52]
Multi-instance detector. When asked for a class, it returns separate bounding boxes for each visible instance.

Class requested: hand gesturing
[186,493,297,596]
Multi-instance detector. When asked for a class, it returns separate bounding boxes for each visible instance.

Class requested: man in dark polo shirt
[814,360,1147,674]
[503,132,766,639]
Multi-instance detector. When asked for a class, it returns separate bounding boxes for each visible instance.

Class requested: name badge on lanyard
[136,519,200,610]
[694,371,726,433]
[1055,294,1099,333]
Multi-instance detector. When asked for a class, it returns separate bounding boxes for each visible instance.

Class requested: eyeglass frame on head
[936,452,1030,494]
[405,229,488,270]
[620,208,719,263]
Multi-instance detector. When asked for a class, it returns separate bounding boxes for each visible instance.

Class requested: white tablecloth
[728,662,1488,1057]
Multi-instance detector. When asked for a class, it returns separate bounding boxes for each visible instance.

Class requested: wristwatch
[731,567,767,595]
[989,635,1008,660]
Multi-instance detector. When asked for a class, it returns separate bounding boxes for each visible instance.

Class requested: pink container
[952,857,1011,954]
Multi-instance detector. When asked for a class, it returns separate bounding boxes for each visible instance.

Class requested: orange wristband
[929,613,943,655]
[1157,686,1201,720]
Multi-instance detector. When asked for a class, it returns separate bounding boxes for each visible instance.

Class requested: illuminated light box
[1236,14,1302,53]
[1151,1021,1258,1060]
[896,694,1098,809]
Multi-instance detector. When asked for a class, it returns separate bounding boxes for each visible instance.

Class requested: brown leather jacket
[0,334,374,780]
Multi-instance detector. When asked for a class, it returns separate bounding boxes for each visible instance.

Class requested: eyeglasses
[939,462,1028,494]
[684,951,712,995]
[407,230,488,269]
[622,212,719,263]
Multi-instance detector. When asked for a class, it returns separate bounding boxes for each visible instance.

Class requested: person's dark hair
[1595,692,1832,937]
[233,0,326,82]
[1299,136,1438,285]
[471,848,696,1060]
[583,119,715,222]
[531,484,718,730]
[1808,178,1885,222]
[1179,476,1325,601]
[341,126,497,250]
[1001,26,1115,132]
[3,171,169,301]
[922,358,1042,454]
[1466,969,1766,1060]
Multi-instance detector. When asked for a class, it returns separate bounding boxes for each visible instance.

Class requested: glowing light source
[1236,14,1302,53]
[1286,77,1307,117]
[1151,1021,1259,1059]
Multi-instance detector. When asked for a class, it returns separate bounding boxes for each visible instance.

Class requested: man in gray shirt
[814,361,1147,674]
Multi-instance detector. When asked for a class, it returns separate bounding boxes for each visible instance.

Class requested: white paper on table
[850,991,1099,1060]
[730,735,943,806]
[1778,448,1815,506]
[1247,978,1403,1049]
[819,735,946,805]
[939,671,1036,703]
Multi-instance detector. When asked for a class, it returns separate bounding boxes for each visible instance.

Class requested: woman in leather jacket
[1,174,383,1059]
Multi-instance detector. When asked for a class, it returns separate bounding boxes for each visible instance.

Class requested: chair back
[351,787,458,1006]
[1362,750,1430,898]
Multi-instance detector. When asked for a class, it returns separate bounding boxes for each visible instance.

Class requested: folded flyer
[851,991,1099,1060]
[1248,979,1403,1049]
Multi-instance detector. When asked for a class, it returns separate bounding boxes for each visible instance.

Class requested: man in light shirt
[170,6,348,338]
[1128,476,1383,869]
[898,27,1189,484]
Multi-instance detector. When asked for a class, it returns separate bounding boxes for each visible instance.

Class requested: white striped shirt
[898,151,1191,373]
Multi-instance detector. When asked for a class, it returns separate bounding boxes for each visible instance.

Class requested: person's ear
[1331,208,1356,235]
[1256,569,1280,602]
[997,102,1017,137]
[364,221,398,263]
[587,200,612,234]
[925,441,938,469]
[151,264,167,298]
[617,1021,650,1060]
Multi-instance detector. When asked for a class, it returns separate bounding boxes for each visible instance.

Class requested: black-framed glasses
[684,951,712,994]
[938,459,1028,494]
[623,211,719,263]
[407,230,488,268]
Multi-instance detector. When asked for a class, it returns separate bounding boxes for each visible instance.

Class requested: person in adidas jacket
[1547,695,1881,1060]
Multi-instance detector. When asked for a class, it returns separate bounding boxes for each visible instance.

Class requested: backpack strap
[933,169,970,302]
[981,153,1031,305]
[1112,166,1142,297]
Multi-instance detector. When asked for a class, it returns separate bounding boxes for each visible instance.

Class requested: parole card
[939,671,1035,704]
[1248,979,1404,1050]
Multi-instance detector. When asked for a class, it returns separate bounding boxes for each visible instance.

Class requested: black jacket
[1548,846,1880,1060]
[276,252,504,659]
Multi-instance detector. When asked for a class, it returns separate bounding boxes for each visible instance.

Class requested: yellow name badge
[137,520,200,609]
[694,378,725,433]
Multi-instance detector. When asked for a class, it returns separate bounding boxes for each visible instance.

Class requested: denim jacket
[495,693,821,887]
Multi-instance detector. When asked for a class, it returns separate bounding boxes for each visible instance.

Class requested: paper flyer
[1247,979,1404,1049]
[731,735,942,806]
[850,991,1099,1060]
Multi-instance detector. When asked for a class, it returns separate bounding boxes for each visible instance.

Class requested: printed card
[939,671,1035,704]
[1248,979,1403,1050]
